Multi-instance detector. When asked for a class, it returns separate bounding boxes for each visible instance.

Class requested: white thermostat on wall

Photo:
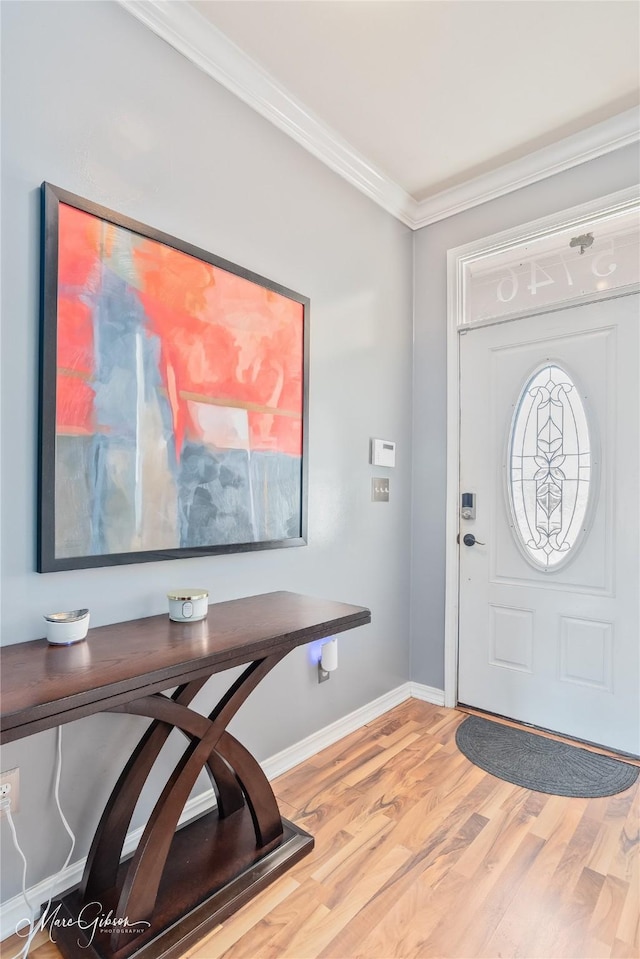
[371,438,396,468]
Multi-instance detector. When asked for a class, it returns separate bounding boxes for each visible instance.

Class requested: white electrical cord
[5,726,76,959]
[2,798,35,959]
[53,724,77,863]
[1,800,34,944]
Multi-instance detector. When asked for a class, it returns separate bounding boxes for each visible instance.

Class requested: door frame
[443,185,640,709]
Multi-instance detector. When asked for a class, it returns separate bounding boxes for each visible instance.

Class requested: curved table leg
[80,679,210,901]
[110,697,283,848]
[216,730,283,846]
[111,654,285,940]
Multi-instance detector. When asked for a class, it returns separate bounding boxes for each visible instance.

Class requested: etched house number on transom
[508,364,593,570]
[458,193,640,326]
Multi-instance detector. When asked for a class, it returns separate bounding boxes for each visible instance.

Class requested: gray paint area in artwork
[57,432,301,556]
[55,435,95,558]
[179,445,300,547]
[250,451,302,540]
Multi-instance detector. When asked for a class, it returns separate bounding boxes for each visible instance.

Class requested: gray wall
[411,142,640,688]
[0,1,413,900]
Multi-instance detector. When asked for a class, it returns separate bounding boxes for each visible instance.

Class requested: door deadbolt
[461,492,476,520]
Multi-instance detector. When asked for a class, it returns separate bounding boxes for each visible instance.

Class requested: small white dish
[44,609,90,645]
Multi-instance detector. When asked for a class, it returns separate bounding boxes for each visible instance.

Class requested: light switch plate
[372,478,390,502]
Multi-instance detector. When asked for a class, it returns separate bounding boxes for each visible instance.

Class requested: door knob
[463,533,486,547]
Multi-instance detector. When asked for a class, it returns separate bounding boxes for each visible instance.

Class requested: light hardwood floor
[3,700,639,959]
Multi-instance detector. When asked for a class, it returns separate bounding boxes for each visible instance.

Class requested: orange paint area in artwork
[134,242,303,457]
[57,204,102,288]
[56,205,98,433]
[57,297,94,374]
[56,374,95,433]
[54,205,304,457]
[248,411,302,455]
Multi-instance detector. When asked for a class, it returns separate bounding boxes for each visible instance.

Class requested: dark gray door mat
[455,715,639,798]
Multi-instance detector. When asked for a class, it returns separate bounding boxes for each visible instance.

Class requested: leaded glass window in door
[508,364,593,570]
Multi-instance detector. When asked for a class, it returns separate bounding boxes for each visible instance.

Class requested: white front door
[458,295,639,755]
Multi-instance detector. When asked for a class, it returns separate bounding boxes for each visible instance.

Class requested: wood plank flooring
[3,700,638,959]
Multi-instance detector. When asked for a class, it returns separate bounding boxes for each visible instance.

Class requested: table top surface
[0,591,370,742]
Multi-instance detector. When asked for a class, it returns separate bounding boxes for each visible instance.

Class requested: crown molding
[117,1,639,232]
[117,0,418,227]
[411,108,640,229]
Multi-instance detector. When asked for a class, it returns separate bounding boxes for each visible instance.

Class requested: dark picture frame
[38,183,309,572]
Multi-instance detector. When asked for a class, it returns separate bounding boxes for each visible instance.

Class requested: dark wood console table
[0,591,370,959]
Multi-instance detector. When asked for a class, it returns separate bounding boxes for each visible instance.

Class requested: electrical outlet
[0,768,20,816]
[318,662,331,684]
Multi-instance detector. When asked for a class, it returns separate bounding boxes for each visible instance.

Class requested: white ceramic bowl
[44,609,90,645]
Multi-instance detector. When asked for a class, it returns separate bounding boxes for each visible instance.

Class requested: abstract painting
[38,183,309,571]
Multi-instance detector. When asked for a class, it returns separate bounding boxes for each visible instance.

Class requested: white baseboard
[408,682,446,707]
[262,682,413,781]
[0,682,445,941]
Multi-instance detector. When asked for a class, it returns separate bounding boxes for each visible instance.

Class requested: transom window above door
[453,188,639,327]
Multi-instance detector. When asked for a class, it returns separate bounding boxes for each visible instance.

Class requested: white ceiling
[120,0,640,227]
[192,0,640,201]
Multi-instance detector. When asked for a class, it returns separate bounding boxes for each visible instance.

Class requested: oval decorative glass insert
[508,364,592,570]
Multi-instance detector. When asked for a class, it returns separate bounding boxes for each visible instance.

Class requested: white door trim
[444,185,640,709]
